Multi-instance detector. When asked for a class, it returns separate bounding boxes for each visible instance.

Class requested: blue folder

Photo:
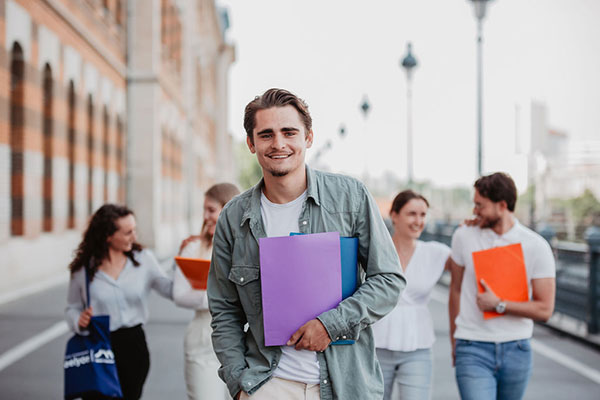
[291,233,358,345]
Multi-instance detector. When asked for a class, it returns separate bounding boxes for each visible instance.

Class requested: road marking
[530,339,600,385]
[430,285,600,386]
[0,321,69,372]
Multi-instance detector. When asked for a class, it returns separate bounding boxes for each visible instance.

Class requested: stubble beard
[268,169,289,177]
[480,216,500,229]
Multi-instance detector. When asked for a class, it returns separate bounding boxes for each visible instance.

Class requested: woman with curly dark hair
[65,204,173,400]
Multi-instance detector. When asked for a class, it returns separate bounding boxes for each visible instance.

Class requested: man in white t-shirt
[207,88,405,400]
[448,172,556,400]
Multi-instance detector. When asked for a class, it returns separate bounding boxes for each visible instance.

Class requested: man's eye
[285,132,296,136]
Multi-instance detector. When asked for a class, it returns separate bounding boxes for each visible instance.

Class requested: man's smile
[267,153,292,159]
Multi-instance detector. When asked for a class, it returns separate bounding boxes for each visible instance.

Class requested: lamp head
[401,42,418,71]
[469,0,493,20]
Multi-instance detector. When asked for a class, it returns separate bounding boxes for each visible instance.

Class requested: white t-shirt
[373,240,450,351]
[260,190,321,385]
[451,218,556,342]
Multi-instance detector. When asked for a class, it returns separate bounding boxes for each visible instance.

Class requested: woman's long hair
[69,204,142,280]
[200,183,240,245]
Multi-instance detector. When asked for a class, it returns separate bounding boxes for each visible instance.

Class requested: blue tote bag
[64,269,123,399]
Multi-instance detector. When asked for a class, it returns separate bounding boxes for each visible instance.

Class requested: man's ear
[306,129,314,149]
[498,200,508,212]
[246,135,256,154]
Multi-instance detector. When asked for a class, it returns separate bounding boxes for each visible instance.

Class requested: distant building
[128,0,235,256]
[0,0,235,294]
[522,101,600,232]
[542,139,600,200]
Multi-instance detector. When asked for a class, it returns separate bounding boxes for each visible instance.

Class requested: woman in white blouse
[65,204,173,400]
[373,190,450,400]
[173,183,239,400]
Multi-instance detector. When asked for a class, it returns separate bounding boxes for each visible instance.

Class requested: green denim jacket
[207,166,405,400]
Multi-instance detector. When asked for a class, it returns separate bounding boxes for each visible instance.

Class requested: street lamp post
[468,0,493,177]
[401,42,418,186]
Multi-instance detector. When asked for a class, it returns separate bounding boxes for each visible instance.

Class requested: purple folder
[259,232,342,346]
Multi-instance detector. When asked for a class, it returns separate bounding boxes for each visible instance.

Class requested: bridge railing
[420,222,600,334]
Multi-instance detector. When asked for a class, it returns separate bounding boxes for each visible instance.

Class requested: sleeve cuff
[317,308,360,342]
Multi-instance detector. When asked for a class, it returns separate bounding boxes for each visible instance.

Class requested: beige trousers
[184,310,229,400]
[239,377,320,400]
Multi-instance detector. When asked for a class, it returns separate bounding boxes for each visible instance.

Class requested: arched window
[102,106,109,202]
[67,81,76,229]
[42,64,53,232]
[10,43,25,236]
[87,94,94,215]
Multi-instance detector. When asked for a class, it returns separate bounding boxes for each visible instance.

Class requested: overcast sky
[217,0,600,191]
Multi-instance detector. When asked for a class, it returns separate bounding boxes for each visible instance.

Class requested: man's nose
[271,133,285,149]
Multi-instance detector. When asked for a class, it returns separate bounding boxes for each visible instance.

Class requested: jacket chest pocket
[228,265,262,316]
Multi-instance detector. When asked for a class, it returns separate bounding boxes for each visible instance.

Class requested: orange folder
[472,243,529,320]
[174,257,211,290]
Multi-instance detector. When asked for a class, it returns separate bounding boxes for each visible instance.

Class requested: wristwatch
[495,301,507,314]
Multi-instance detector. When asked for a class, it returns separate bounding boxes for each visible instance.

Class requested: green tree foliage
[569,189,600,225]
[235,140,263,190]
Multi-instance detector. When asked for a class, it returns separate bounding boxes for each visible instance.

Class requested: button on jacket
[207,166,405,400]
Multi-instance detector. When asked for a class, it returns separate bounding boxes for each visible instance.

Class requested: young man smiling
[207,88,405,400]
[448,172,556,400]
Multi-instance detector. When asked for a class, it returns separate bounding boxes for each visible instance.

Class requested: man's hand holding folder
[287,319,332,352]
[472,243,529,319]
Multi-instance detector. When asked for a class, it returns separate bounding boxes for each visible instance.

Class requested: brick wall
[1,0,127,241]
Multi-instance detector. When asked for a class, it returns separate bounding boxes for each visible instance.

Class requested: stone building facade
[0,0,235,295]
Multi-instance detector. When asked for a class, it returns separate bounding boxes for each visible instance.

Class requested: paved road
[1,279,600,399]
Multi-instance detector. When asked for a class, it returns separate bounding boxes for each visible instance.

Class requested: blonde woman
[173,183,240,400]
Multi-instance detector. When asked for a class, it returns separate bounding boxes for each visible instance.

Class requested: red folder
[472,243,529,320]
[174,257,211,290]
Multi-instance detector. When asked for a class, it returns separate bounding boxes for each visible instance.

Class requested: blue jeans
[454,339,532,400]
[376,347,433,400]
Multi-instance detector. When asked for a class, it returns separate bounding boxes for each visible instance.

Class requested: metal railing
[420,222,600,334]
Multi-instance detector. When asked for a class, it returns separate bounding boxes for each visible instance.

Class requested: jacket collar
[240,164,320,228]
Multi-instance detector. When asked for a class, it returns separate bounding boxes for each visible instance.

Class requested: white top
[373,240,450,351]
[173,240,212,310]
[260,190,321,385]
[65,249,173,334]
[451,218,556,342]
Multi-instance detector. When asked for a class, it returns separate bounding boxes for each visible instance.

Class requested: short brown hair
[390,190,429,215]
[243,88,312,144]
[474,172,517,212]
